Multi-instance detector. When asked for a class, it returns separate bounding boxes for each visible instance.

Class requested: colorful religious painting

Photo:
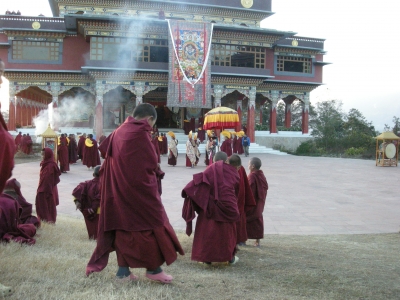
[167,20,213,108]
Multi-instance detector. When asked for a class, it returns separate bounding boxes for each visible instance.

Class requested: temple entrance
[103,86,135,130]
[59,87,95,128]
[143,87,179,128]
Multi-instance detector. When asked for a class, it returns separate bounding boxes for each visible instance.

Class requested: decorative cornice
[4,30,66,39]
[89,71,168,82]
[257,82,320,92]
[211,76,264,86]
[213,30,280,45]
[56,0,269,27]
[274,46,321,56]
[5,72,92,82]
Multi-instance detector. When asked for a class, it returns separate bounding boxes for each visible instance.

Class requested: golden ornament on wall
[292,40,299,46]
[241,0,253,9]
[32,21,41,30]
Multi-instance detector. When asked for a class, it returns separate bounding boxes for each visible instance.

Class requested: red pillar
[284,103,291,128]
[16,101,21,128]
[302,105,309,134]
[8,99,16,131]
[95,101,103,139]
[270,104,277,133]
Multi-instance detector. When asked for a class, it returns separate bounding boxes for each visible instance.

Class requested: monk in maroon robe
[232,134,238,154]
[246,157,268,247]
[158,134,164,154]
[0,111,36,245]
[237,136,244,155]
[14,132,22,152]
[234,162,256,246]
[4,179,40,227]
[57,134,70,173]
[77,133,86,161]
[197,127,205,143]
[151,134,161,163]
[182,153,240,264]
[220,136,233,157]
[25,133,33,155]
[35,148,61,223]
[162,133,168,155]
[73,166,101,240]
[98,134,106,144]
[20,134,27,153]
[86,103,184,283]
[82,134,101,169]
[68,134,78,164]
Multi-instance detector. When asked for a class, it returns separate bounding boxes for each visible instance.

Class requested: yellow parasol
[203,107,239,130]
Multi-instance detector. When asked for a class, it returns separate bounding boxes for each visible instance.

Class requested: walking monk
[35,148,61,223]
[246,157,268,247]
[57,134,69,173]
[182,151,240,264]
[86,103,184,283]
[82,134,101,170]
[167,131,178,166]
[229,154,256,247]
[72,166,101,240]
[77,133,86,161]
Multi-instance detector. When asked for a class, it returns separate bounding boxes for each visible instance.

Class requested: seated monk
[246,157,268,247]
[72,166,101,240]
[182,151,240,264]
[4,178,40,227]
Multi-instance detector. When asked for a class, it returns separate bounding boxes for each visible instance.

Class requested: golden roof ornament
[241,0,253,8]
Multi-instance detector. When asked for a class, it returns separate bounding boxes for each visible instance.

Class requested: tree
[310,100,345,153]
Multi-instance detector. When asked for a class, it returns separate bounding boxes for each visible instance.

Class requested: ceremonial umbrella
[203,106,239,130]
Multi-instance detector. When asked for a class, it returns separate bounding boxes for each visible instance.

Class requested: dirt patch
[1,216,399,300]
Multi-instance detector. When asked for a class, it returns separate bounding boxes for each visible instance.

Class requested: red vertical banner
[167,20,213,109]
[248,106,255,142]
[8,100,16,131]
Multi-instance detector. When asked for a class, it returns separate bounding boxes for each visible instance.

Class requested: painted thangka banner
[167,20,213,108]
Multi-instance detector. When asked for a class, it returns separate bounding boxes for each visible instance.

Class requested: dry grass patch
[1,216,400,300]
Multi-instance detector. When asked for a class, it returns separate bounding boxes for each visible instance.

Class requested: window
[277,55,312,73]
[90,37,168,62]
[12,40,59,61]
[211,44,265,68]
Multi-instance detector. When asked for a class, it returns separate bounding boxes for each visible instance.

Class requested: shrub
[296,140,315,155]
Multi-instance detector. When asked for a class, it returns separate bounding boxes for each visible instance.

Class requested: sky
[1,0,399,131]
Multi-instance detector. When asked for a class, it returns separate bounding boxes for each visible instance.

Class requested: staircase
[159,129,288,155]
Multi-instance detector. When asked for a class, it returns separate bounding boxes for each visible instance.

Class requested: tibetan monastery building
[0,0,329,141]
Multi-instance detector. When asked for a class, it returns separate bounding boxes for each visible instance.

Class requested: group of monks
[14,132,33,155]
[1,101,269,289]
[220,133,245,157]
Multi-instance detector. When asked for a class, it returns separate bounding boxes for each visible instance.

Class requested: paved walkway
[11,153,400,235]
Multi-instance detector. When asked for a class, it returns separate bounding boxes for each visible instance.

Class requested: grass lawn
[1,216,400,299]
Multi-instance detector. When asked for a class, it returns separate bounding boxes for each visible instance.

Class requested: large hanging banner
[167,20,214,108]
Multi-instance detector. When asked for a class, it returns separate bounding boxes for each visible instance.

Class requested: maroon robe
[162,136,168,155]
[14,133,22,151]
[182,161,240,262]
[158,138,163,154]
[0,193,36,245]
[57,137,70,172]
[25,135,33,154]
[197,129,205,143]
[0,115,15,193]
[20,135,27,154]
[4,178,40,227]
[86,117,184,275]
[151,137,161,163]
[35,148,61,223]
[98,135,106,144]
[220,139,233,157]
[232,136,238,154]
[68,137,78,164]
[237,137,244,155]
[72,177,101,239]
[82,139,101,168]
[77,136,86,160]
[0,114,36,244]
[246,170,268,239]
[236,166,256,244]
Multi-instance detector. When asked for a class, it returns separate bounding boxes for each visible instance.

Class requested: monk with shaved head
[87,103,184,284]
